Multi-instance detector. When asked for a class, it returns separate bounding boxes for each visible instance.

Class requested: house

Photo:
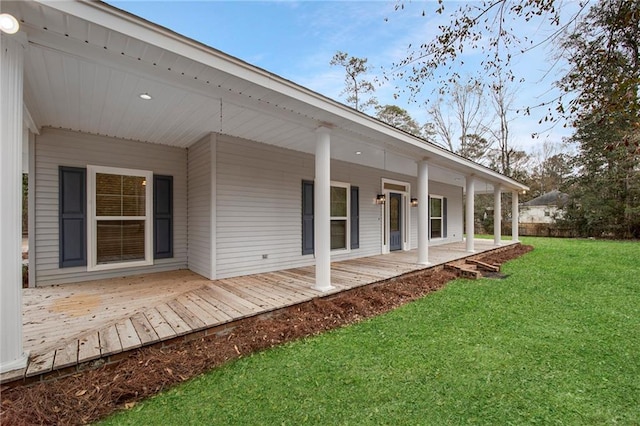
[520,190,569,224]
[0,1,528,374]
[519,190,569,236]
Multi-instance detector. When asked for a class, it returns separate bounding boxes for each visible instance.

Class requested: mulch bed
[1,244,533,425]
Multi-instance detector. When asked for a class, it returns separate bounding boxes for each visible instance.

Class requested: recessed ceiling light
[139,93,152,100]
[355,151,362,155]
[0,13,20,34]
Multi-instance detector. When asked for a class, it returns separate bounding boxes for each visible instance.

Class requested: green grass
[101,238,640,425]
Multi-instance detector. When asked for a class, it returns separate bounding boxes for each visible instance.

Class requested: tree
[557,0,639,151]
[527,141,573,198]
[389,1,587,106]
[485,78,522,177]
[330,51,378,112]
[558,0,640,238]
[427,81,488,153]
[459,133,492,165]
[375,104,423,137]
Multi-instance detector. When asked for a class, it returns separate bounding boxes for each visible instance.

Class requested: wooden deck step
[466,259,500,272]
[444,263,482,279]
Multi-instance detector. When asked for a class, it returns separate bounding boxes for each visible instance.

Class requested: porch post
[0,31,28,373]
[417,159,430,265]
[494,184,502,246]
[313,126,333,292]
[512,191,520,242]
[465,175,475,253]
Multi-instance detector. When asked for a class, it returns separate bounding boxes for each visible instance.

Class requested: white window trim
[330,180,350,254]
[430,194,444,240]
[87,165,153,271]
[381,178,411,254]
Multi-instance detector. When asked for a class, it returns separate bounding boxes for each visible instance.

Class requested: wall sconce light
[375,194,386,205]
[410,198,418,207]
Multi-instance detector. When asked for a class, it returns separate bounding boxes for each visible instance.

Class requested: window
[59,166,173,269]
[302,181,359,255]
[88,166,153,270]
[430,196,443,239]
[330,184,349,250]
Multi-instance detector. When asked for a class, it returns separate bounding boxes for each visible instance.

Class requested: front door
[389,192,402,251]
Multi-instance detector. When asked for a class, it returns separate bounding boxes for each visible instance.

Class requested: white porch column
[0,31,28,373]
[465,175,475,253]
[512,191,520,242]
[494,184,502,246]
[313,126,333,292]
[417,159,430,265]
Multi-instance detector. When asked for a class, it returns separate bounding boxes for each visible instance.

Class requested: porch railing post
[313,126,333,292]
[512,191,520,242]
[494,184,502,246]
[0,31,29,373]
[417,159,430,265]
[465,175,475,253]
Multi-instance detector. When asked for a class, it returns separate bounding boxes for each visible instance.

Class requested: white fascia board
[40,1,528,192]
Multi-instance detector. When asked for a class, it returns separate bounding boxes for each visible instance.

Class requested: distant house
[519,190,569,235]
[0,0,527,373]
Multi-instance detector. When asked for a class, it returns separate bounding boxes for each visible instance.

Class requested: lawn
[102,238,640,425]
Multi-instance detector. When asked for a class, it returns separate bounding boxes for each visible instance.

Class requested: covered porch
[1,1,527,376]
[2,239,517,384]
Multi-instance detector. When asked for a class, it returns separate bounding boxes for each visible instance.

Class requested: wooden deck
[2,239,517,384]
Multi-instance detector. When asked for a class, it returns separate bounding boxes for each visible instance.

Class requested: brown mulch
[1,244,533,426]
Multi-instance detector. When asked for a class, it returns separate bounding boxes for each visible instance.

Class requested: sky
[107,0,577,155]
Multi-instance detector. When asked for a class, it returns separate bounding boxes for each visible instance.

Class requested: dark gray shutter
[350,186,359,249]
[302,180,314,255]
[59,166,86,267]
[154,175,173,259]
[443,197,448,238]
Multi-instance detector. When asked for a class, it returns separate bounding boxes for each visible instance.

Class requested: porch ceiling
[3,0,527,193]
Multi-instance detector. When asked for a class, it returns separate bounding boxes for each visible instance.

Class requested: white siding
[214,136,464,279]
[216,136,311,278]
[187,135,213,278]
[34,128,187,286]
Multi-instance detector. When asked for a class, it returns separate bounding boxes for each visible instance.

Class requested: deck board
[262,273,320,298]
[215,280,274,309]
[25,351,55,377]
[130,313,159,345]
[192,287,246,318]
[155,303,192,336]
[78,332,102,362]
[202,284,263,315]
[144,307,177,340]
[168,298,208,330]
[53,341,78,369]
[222,278,285,306]
[183,292,233,324]
[115,319,142,351]
[236,276,296,304]
[251,275,313,301]
[99,324,123,356]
